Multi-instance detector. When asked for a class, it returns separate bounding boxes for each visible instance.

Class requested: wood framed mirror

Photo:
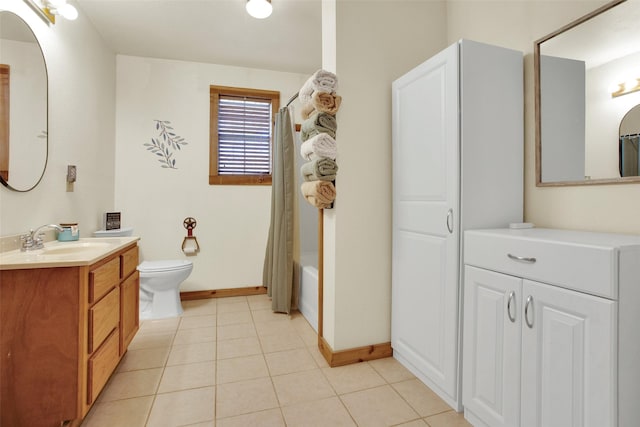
[535,0,640,186]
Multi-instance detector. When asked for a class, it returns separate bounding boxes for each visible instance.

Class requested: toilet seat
[138,260,192,273]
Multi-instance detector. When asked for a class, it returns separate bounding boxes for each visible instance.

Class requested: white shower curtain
[263,106,298,313]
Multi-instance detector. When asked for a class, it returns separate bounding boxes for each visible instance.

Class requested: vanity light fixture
[24,0,78,24]
[611,78,640,98]
[246,0,272,19]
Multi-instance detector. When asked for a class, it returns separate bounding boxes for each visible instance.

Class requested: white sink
[42,241,113,255]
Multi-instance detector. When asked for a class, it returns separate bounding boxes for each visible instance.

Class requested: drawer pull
[524,295,534,328]
[507,253,536,263]
[507,291,516,323]
[446,209,453,234]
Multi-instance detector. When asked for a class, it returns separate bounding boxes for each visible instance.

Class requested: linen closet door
[391,43,460,404]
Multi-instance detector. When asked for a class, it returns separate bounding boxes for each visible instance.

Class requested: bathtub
[298,251,318,332]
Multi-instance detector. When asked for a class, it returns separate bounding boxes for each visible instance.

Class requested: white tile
[167,341,216,366]
[157,360,216,393]
[216,377,279,419]
[217,354,270,384]
[146,387,215,427]
[217,408,284,427]
[340,385,419,427]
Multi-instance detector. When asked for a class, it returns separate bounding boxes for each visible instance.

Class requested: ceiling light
[246,0,272,19]
[54,2,79,20]
[26,0,78,23]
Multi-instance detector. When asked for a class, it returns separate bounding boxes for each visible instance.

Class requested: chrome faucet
[20,224,64,251]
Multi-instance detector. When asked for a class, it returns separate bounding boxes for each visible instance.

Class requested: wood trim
[209,85,280,186]
[210,85,281,99]
[208,174,272,186]
[318,336,393,367]
[318,209,324,339]
[180,286,267,301]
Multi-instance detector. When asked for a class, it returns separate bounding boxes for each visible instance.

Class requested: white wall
[0,1,116,238]
[114,55,308,291]
[322,0,447,350]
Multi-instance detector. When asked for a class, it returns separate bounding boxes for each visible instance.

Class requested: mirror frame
[0,11,49,192]
[535,0,640,187]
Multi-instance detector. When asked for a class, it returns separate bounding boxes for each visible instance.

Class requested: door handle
[507,291,516,323]
[507,253,536,263]
[524,295,534,328]
[446,209,453,234]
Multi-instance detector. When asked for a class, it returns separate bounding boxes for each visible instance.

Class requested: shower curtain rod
[285,92,299,107]
[620,133,640,139]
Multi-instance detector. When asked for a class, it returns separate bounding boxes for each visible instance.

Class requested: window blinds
[217,95,272,175]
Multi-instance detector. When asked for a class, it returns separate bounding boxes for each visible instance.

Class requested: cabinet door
[463,266,522,427]
[120,271,139,354]
[391,42,460,402]
[521,280,616,427]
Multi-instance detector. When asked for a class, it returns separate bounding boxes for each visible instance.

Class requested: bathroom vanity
[0,237,140,427]
[462,228,640,427]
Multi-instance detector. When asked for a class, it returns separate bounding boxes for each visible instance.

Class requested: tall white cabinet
[463,228,640,427]
[391,39,523,410]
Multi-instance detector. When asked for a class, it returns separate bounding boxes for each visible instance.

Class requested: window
[209,85,280,185]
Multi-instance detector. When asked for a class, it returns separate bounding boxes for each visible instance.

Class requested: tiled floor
[82,294,472,427]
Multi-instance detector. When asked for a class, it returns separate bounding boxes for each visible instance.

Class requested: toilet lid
[138,260,193,273]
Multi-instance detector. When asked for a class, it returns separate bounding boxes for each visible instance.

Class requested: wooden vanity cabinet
[0,242,139,427]
[84,244,139,409]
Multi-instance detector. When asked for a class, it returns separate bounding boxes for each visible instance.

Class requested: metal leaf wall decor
[144,120,189,169]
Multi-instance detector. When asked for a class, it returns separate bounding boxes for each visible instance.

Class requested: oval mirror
[535,0,640,186]
[619,104,640,177]
[0,12,48,192]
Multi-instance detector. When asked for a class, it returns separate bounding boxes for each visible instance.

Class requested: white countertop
[0,237,140,270]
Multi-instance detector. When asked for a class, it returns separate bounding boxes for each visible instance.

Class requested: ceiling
[74,0,322,74]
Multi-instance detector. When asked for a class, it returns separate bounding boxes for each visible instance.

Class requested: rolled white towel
[300,133,337,161]
[299,69,338,104]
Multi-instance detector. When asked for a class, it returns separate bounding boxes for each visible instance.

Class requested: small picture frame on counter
[105,212,121,230]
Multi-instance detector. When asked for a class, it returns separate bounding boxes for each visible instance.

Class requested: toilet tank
[93,227,134,237]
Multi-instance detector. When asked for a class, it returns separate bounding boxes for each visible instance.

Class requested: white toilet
[93,227,193,320]
[137,260,192,320]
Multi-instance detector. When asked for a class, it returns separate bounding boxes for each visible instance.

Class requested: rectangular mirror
[535,0,640,186]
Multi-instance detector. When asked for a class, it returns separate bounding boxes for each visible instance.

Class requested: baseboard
[180,286,267,301]
[318,336,393,367]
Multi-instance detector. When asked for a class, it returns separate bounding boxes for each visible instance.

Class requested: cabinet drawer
[464,230,618,299]
[89,287,120,353]
[87,329,120,405]
[89,257,120,303]
[120,246,139,279]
